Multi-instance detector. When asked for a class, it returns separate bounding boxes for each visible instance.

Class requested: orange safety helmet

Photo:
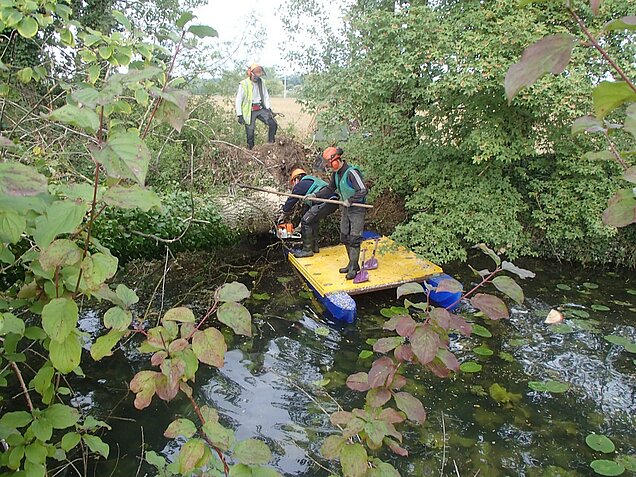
[289,168,307,184]
[322,147,343,168]
[247,63,266,79]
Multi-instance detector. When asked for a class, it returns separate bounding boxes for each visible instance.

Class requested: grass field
[212,95,315,141]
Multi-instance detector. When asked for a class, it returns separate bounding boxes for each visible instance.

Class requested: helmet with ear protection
[322,146,343,169]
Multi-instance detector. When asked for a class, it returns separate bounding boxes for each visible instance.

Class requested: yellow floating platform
[288,236,443,297]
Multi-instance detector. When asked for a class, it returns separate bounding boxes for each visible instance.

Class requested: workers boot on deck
[345,247,361,280]
[312,224,320,253]
[339,245,351,273]
[293,227,314,258]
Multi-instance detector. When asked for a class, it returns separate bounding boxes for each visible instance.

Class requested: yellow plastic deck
[288,236,443,297]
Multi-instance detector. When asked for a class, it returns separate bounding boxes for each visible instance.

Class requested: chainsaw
[273,223,301,240]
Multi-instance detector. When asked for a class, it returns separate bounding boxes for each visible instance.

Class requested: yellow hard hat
[289,168,307,184]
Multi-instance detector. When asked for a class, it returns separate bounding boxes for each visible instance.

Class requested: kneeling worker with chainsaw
[278,168,338,258]
[320,147,368,280]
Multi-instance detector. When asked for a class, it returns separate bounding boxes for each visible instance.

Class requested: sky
[194,0,289,72]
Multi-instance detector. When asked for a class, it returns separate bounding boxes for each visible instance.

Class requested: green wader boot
[312,223,320,253]
[293,226,314,258]
[339,245,350,273]
[345,247,361,280]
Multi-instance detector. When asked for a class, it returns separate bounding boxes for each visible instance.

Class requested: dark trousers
[245,108,278,149]
[300,201,338,234]
[340,206,365,247]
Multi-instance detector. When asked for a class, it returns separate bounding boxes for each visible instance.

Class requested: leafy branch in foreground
[320,244,535,476]
[505,0,635,227]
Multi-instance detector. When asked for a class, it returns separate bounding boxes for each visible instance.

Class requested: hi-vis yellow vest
[240,78,268,120]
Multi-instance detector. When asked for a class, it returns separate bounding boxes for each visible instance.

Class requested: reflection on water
[89,255,635,476]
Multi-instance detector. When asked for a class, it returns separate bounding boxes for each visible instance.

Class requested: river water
[76,249,635,477]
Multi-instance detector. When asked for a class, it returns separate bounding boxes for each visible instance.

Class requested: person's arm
[235,83,244,116]
[347,168,367,203]
[282,180,312,213]
[316,174,336,198]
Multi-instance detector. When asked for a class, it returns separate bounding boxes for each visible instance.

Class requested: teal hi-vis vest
[335,166,364,201]
[302,175,327,205]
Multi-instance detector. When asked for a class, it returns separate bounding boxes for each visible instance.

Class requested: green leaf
[315,326,330,336]
[39,239,82,272]
[474,243,501,265]
[603,189,636,227]
[340,443,368,477]
[460,361,482,373]
[61,432,81,451]
[0,411,33,429]
[0,209,26,243]
[396,282,424,298]
[90,330,125,360]
[89,132,150,185]
[111,10,131,29]
[474,345,494,356]
[202,421,234,451]
[217,282,250,302]
[102,184,162,212]
[42,298,78,342]
[359,350,373,359]
[604,335,634,348]
[233,438,272,465]
[33,200,86,249]
[217,302,252,337]
[81,252,118,290]
[320,435,346,460]
[116,284,139,307]
[130,370,159,410]
[528,380,569,393]
[470,293,509,320]
[586,434,616,453]
[48,104,99,132]
[43,403,80,429]
[505,34,577,102]
[549,323,574,334]
[623,166,636,185]
[25,441,47,464]
[615,455,636,472]
[492,276,524,304]
[30,417,52,441]
[17,16,38,38]
[82,434,109,458]
[572,115,606,135]
[592,81,636,120]
[163,306,195,323]
[0,312,25,336]
[471,324,492,338]
[188,25,217,38]
[49,333,81,373]
[103,306,132,331]
[625,104,636,140]
[0,162,48,196]
[176,11,195,28]
[603,15,636,32]
[192,327,226,367]
[591,304,610,312]
[164,418,197,439]
[590,460,625,476]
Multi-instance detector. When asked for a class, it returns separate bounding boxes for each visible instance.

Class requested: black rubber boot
[293,227,314,258]
[312,224,320,253]
[339,245,351,273]
[345,247,361,280]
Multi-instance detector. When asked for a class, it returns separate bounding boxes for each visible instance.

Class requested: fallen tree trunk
[210,188,283,234]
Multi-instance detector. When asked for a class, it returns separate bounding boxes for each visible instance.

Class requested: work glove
[342,199,351,208]
[237,115,244,125]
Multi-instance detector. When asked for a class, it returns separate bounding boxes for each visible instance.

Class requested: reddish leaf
[366,388,392,408]
[379,408,405,424]
[192,327,226,368]
[602,189,636,227]
[383,314,404,331]
[129,370,159,410]
[435,278,463,293]
[426,358,451,378]
[492,276,524,304]
[389,374,407,390]
[396,282,424,299]
[346,372,370,392]
[448,314,472,335]
[151,351,167,366]
[373,336,404,354]
[368,356,395,388]
[395,315,418,337]
[410,325,440,365]
[330,411,354,426]
[168,338,189,354]
[394,344,415,363]
[386,438,408,457]
[470,293,509,320]
[571,115,605,134]
[436,348,460,372]
[394,392,426,424]
[430,307,451,330]
[505,34,577,102]
[155,373,179,402]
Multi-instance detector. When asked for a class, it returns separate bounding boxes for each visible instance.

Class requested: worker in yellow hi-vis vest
[235,63,278,150]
